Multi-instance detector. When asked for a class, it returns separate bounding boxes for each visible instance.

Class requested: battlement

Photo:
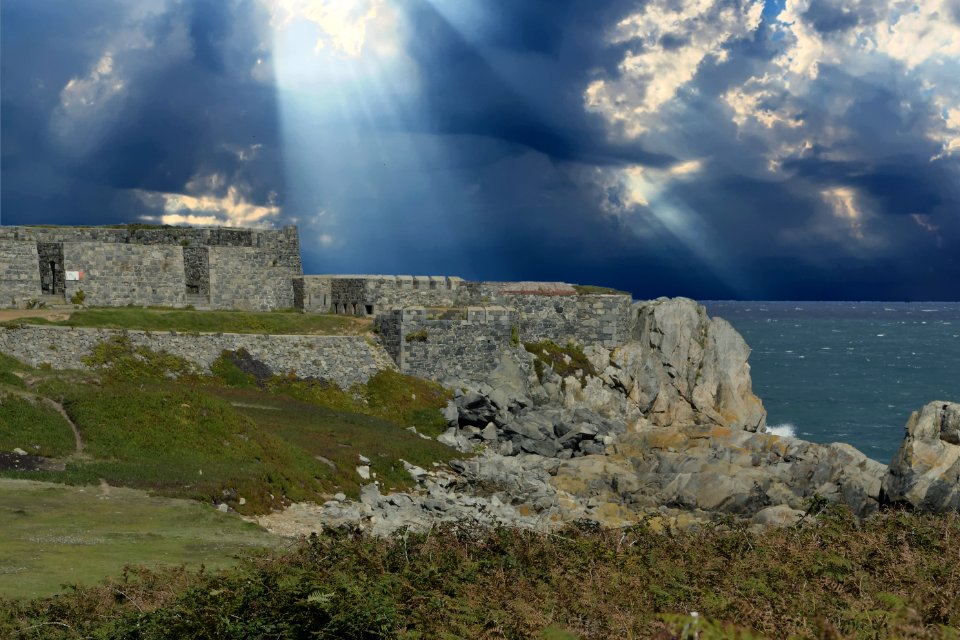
[295,274,465,316]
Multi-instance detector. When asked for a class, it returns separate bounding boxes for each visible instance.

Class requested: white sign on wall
[65,270,84,281]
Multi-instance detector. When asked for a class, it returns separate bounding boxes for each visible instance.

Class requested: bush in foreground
[2,507,958,639]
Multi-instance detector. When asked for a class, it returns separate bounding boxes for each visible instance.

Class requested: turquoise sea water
[701,301,960,463]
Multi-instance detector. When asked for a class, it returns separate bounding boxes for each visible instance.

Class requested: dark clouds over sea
[2,0,959,300]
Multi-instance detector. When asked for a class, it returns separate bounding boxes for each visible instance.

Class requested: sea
[700,301,960,464]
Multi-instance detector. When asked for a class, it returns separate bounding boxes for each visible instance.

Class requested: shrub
[82,335,199,381]
[523,340,597,386]
[70,289,86,305]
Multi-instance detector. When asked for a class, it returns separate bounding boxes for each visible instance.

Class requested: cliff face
[613,297,766,431]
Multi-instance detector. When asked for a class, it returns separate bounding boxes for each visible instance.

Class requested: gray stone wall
[506,294,580,344]
[574,294,632,348]
[297,276,333,312]
[301,275,465,315]
[208,247,299,311]
[377,306,517,382]
[0,225,300,255]
[1,225,302,310]
[62,242,187,307]
[471,292,632,349]
[0,325,394,388]
[0,242,41,306]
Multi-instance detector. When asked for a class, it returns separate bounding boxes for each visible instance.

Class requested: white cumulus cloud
[585,0,765,138]
[135,173,280,228]
[725,0,960,164]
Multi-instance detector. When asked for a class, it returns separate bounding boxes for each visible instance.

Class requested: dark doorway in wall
[37,243,65,296]
[365,304,374,315]
[183,246,210,300]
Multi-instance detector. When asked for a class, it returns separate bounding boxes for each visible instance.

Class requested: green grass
[571,284,631,296]
[0,395,75,457]
[0,479,281,600]
[2,307,371,335]
[0,354,27,388]
[2,509,958,638]
[0,348,464,611]
[54,381,331,513]
[265,368,453,438]
[0,345,459,514]
[210,388,458,496]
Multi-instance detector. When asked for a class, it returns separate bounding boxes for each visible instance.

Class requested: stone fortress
[0,224,633,381]
[0,225,302,311]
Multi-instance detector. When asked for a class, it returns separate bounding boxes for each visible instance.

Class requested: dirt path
[4,388,84,455]
[0,309,73,322]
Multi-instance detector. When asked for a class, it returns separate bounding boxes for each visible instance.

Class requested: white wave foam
[767,423,797,438]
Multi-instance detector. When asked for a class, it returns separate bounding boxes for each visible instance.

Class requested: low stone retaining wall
[0,325,395,388]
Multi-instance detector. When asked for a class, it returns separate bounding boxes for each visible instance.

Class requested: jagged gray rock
[550,424,885,519]
[613,297,766,431]
[882,401,960,511]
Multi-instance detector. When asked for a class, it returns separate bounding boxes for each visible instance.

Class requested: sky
[2,0,959,300]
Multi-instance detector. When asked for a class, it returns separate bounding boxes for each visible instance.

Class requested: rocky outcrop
[257,298,956,539]
[553,423,885,519]
[430,297,891,522]
[615,297,766,431]
[881,401,960,511]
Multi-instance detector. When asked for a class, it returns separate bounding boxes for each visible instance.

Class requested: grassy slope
[1,307,371,335]
[0,395,75,457]
[0,350,456,514]
[0,343,458,599]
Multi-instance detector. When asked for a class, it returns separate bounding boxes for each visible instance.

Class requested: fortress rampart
[0,225,301,310]
[1,223,635,383]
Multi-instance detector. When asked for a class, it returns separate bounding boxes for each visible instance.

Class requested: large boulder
[881,401,960,512]
[609,297,766,431]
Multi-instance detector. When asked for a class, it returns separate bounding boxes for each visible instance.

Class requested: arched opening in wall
[365,304,374,316]
[351,303,359,315]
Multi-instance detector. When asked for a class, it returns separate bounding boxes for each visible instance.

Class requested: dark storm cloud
[1,0,281,225]
[2,0,959,299]
[783,157,952,217]
[398,0,675,168]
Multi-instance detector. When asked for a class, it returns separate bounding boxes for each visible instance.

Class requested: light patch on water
[767,423,797,438]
